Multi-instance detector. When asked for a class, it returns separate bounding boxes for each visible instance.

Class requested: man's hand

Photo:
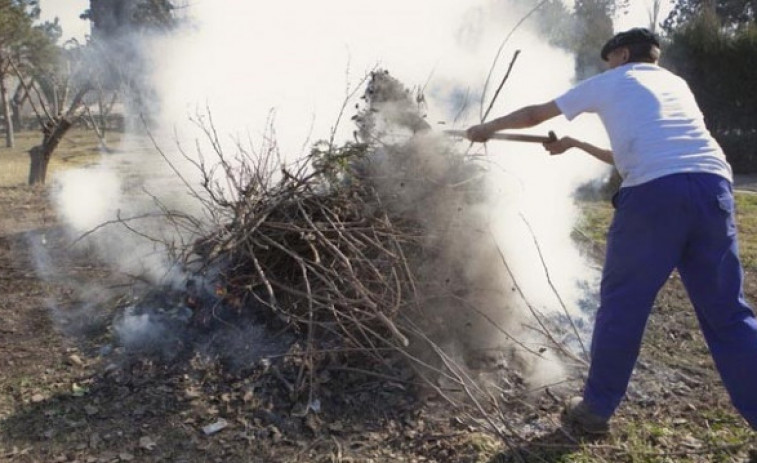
[543,136,578,156]
[466,123,495,143]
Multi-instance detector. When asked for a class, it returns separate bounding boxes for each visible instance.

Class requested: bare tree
[11,41,93,185]
[647,0,664,31]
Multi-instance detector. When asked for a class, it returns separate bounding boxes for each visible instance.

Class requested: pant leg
[676,174,757,430]
[584,174,691,418]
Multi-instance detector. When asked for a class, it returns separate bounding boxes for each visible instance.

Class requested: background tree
[21,0,182,185]
[531,0,629,79]
[10,17,61,128]
[0,0,59,148]
[664,0,756,32]
[662,1,757,172]
[80,0,178,122]
[19,39,92,185]
[646,0,666,32]
[530,0,576,49]
[571,0,629,79]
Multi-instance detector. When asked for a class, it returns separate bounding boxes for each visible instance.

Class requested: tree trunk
[28,145,46,185]
[702,0,716,16]
[0,73,15,148]
[10,100,20,130]
[28,117,73,185]
[27,85,90,185]
[11,80,30,130]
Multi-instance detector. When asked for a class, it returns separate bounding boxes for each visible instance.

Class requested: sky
[39,0,90,40]
[41,1,674,42]
[615,0,674,30]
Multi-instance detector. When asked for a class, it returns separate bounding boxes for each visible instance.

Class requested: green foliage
[663,0,756,33]
[82,0,177,35]
[132,0,175,30]
[663,17,757,172]
[21,19,62,75]
[0,0,61,146]
[572,0,617,79]
[0,0,49,63]
[308,140,368,191]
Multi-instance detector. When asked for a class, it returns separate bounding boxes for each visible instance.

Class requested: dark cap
[601,28,660,61]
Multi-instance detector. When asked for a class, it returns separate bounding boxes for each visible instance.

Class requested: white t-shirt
[554,63,732,188]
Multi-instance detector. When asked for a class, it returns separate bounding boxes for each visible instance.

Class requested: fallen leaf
[681,435,702,449]
[139,436,157,451]
[71,383,89,397]
[202,419,229,436]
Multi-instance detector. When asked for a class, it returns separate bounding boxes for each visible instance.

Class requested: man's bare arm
[466,101,562,142]
[464,101,614,165]
[544,136,614,165]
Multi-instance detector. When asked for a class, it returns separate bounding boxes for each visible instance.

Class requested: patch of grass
[574,198,613,248]
[735,192,757,271]
[575,192,757,272]
[0,128,121,187]
[566,194,757,462]
[466,432,500,461]
[547,418,753,463]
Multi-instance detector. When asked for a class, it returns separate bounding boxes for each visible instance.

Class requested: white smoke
[54,168,122,232]
[49,1,612,385]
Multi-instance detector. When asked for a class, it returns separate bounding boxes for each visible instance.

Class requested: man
[466,28,757,435]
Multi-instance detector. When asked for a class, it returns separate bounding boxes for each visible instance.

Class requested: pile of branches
[180,71,449,373]
[192,148,420,353]
[139,69,589,448]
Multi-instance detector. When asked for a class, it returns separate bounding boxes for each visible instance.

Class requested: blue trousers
[583,173,757,429]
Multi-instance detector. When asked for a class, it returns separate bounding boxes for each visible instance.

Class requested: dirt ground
[0,185,506,463]
[1,183,757,462]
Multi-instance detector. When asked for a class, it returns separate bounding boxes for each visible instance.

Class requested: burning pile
[175,71,482,367]
[155,70,582,399]
[189,147,421,351]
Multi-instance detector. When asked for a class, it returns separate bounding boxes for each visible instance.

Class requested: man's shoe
[562,397,610,435]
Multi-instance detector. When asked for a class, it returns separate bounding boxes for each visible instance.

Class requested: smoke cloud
[47,1,611,385]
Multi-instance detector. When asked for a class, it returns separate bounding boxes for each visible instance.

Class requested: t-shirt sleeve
[554,72,612,121]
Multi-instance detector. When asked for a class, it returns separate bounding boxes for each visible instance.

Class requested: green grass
[575,192,757,272]
[559,193,757,462]
[735,192,757,270]
[574,198,613,248]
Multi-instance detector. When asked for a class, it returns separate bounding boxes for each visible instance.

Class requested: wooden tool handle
[445,129,558,144]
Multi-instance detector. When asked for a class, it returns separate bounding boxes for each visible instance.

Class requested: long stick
[445,129,556,144]
[482,50,520,122]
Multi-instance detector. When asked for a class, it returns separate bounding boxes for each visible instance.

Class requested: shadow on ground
[487,427,586,463]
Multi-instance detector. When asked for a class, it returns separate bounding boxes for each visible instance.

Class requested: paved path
[734,174,757,193]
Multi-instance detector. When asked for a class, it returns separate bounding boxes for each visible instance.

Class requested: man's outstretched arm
[466,101,561,142]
